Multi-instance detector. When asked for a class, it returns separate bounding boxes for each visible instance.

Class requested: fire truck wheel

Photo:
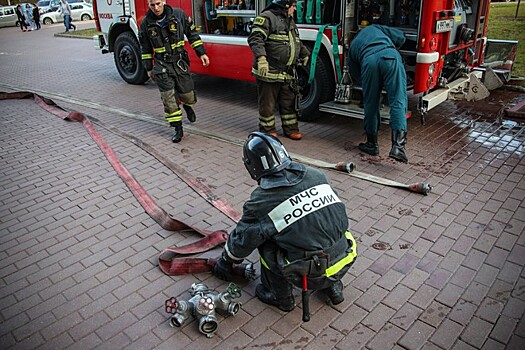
[114,32,149,85]
[297,53,334,121]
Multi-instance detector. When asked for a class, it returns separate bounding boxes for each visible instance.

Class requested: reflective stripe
[260,256,270,270]
[252,27,268,39]
[225,243,245,262]
[155,47,166,53]
[165,109,183,123]
[259,115,275,127]
[191,40,203,48]
[251,68,294,81]
[268,34,289,41]
[142,54,153,59]
[325,231,357,277]
[286,31,295,66]
[171,41,185,49]
[268,184,341,232]
[281,113,298,126]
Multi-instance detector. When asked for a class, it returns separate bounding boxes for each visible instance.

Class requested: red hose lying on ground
[0,91,242,277]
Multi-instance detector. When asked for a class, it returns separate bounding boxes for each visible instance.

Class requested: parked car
[40,3,93,25]
[0,6,19,28]
[37,0,89,14]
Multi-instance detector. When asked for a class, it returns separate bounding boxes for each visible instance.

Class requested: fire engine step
[319,101,391,123]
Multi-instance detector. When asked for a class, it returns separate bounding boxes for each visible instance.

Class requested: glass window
[5,8,14,15]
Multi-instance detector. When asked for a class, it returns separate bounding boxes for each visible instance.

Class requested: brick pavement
[1,23,525,350]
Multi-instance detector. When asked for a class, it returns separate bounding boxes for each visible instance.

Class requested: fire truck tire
[114,32,149,85]
[297,54,333,121]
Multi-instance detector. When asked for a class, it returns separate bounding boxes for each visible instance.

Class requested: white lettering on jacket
[268,184,341,232]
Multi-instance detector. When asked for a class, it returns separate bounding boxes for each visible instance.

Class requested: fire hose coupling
[334,162,356,173]
[165,282,242,338]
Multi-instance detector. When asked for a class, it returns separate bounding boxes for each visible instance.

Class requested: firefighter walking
[213,132,357,316]
[248,0,310,141]
[348,24,409,162]
[139,0,210,143]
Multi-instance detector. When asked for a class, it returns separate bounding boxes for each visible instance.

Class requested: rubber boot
[358,133,379,156]
[325,280,344,305]
[171,122,183,143]
[182,104,196,123]
[389,130,408,163]
[255,284,295,312]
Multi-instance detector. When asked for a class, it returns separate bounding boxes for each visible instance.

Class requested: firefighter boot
[358,133,379,156]
[171,122,184,143]
[255,284,295,312]
[182,104,196,123]
[389,130,408,163]
[325,280,344,305]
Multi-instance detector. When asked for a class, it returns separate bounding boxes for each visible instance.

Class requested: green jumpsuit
[349,25,408,134]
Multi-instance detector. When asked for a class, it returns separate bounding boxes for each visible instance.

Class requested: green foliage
[487,2,525,77]
[68,28,101,37]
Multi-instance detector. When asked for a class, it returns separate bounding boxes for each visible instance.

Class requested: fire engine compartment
[190,0,488,91]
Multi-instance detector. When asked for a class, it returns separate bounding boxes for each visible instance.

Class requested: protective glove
[213,256,234,281]
[299,56,309,67]
[258,56,269,77]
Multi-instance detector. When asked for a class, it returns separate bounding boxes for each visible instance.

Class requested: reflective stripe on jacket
[138,5,206,72]
[225,165,351,267]
[248,9,309,82]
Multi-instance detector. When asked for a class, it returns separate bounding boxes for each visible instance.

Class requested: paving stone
[460,316,493,348]
[397,320,435,350]
[429,319,464,349]
[1,29,524,350]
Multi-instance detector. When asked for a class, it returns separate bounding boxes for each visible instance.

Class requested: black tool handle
[302,275,310,322]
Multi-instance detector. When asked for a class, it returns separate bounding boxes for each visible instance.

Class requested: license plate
[435,19,454,33]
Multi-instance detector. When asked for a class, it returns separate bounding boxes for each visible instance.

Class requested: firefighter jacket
[139,5,206,73]
[224,164,357,278]
[248,8,310,83]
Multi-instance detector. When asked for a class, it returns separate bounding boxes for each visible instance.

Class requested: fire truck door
[96,0,135,35]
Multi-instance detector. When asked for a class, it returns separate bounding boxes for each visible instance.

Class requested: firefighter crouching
[213,132,357,316]
[248,0,310,141]
[139,0,210,143]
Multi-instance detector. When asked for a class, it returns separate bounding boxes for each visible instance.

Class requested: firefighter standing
[348,24,409,162]
[248,0,310,140]
[213,132,357,313]
[139,0,210,143]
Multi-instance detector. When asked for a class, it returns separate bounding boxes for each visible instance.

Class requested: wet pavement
[1,21,525,350]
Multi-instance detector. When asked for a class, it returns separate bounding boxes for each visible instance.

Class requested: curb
[54,32,93,40]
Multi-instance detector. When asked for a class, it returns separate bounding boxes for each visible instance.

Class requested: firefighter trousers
[155,60,197,126]
[256,79,299,135]
[361,48,408,134]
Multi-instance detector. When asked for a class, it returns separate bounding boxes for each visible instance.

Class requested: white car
[0,6,19,28]
[40,2,93,25]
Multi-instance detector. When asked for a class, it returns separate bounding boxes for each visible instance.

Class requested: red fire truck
[92,0,517,121]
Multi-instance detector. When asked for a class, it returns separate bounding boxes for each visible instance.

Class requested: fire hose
[0,91,431,280]
[0,91,253,279]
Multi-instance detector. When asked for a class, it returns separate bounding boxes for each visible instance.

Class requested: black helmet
[271,0,296,9]
[243,132,292,181]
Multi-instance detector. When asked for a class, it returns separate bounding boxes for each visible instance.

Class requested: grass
[487,2,525,77]
[70,28,101,37]
[67,3,524,77]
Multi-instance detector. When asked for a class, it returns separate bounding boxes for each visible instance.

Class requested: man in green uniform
[349,24,409,162]
[139,0,210,143]
[213,132,357,313]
